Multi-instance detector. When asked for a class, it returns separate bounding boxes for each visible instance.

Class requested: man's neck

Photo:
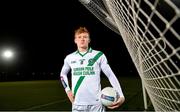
[78,47,88,53]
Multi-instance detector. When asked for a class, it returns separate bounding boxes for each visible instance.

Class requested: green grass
[0,77,154,111]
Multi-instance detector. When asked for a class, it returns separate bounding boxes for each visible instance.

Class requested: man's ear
[88,38,91,43]
[74,38,77,44]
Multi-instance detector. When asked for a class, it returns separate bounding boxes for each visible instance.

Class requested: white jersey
[60,48,124,105]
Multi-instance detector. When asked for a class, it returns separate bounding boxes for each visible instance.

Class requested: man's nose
[81,37,85,40]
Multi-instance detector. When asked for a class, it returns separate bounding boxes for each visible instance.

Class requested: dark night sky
[0,1,138,77]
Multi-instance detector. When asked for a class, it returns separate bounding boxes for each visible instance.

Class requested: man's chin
[79,46,88,49]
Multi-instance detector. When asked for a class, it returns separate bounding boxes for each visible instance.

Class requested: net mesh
[79,0,180,111]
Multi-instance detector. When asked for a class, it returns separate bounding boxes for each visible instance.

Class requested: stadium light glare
[2,49,14,60]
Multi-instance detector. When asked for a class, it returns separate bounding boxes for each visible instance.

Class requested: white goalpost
[79,0,180,111]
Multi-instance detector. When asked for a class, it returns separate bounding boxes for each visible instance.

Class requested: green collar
[76,47,93,57]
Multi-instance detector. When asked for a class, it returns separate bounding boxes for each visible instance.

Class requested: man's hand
[66,90,74,103]
[107,97,125,109]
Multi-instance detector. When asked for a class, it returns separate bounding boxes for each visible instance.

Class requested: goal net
[79,0,180,111]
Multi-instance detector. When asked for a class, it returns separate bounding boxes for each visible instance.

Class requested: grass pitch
[0,76,153,111]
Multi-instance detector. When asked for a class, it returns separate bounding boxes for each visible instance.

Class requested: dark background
[0,1,138,80]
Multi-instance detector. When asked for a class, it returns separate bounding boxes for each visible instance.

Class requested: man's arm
[100,54,125,108]
[60,58,74,103]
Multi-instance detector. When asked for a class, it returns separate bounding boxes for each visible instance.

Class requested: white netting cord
[105,0,180,111]
[79,0,120,34]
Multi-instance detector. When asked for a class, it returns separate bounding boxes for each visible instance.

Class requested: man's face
[74,32,90,49]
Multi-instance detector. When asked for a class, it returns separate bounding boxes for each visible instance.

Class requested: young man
[60,26,125,111]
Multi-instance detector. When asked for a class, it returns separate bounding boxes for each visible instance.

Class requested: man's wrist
[65,87,71,92]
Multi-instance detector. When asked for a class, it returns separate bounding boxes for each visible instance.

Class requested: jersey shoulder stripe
[87,51,103,66]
